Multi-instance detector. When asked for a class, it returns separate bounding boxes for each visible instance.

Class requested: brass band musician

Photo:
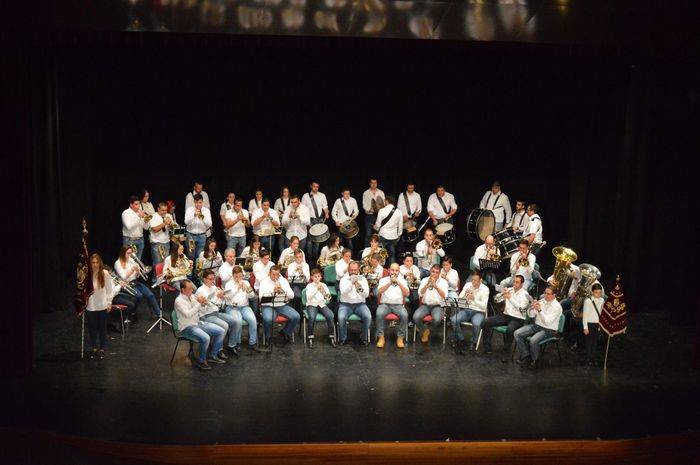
[304,268,336,348]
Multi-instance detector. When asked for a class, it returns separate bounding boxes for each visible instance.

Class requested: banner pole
[603,334,611,370]
[81,312,85,359]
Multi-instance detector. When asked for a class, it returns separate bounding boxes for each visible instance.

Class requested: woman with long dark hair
[86,254,113,359]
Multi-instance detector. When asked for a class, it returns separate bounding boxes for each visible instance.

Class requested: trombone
[109,269,137,296]
[131,251,152,281]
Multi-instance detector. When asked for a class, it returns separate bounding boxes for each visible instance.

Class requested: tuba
[570,264,602,318]
[551,246,578,300]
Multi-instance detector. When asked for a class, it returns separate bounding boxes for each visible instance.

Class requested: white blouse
[86,270,114,311]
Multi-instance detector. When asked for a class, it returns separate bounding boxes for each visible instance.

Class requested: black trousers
[86,310,108,350]
[481,313,524,351]
[585,323,600,361]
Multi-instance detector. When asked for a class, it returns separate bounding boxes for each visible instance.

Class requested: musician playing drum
[509,199,530,235]
[479,181,512,232]
[259,266,299,347]
[332,187,359,251]
[500,240,537,291]
[415,228,445,278]
[472,234,501,286]
[427,185,457,226]
[397,183,422,254]
[302,181,329,262]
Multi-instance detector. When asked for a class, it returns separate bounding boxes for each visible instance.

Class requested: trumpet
[518,254,530,268]
[431,238,442,250]
[406,272,420,290]
[316,282,331,301]
[196,209,205,220]
[427,278,435,290]
[238,210,249,226]
[110,270,136,296]
[487,245,501,261]
[317,249,342,267]
[143,213,153,223]
[390,275,398,286]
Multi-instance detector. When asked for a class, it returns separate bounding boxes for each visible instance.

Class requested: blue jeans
[262,305,300,340]
[123,236,145,260]
[150,242,169,268]
[341,235,354,252]
[260,235,276,258]
[305,305,335,337]
[132,281,161,317]
[181,322,225,362]
[186,232,206,261]
[226,236,246,257]
[375,304,408,338]
[413,305,444,332]
[225,305,258,346]
[379,237,398,264]
[338,302,371,343]
[419,268,430,279]
[364,215,376,246]
[451,308,485,343]
[203,311,240,349]
[306,218,324,261]
[514,323,557,361]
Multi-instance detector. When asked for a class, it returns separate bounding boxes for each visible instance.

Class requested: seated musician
[331,188,359,251]
[400,254,421,316]
[514,285,562,369]
[259,266,299,347]
[195,270,241,356]
[440,256,460,299]
[218,248,237,287]
[375,263,410,349]
[427,185,457,226]
[224,266,266,353]
[364,253,384,313]
[241,234,263,259]
[361,234,386,267]
[175,279,226,370]
[319,234,344,267]
[304,268,336,348]
[287,249,310,315]
[278,235,307,269]
[415,228,445,278]
[281,195,311,251]
[451,271,489,354]
[581,283,604,366]
[197,238,223,282]
[337,261,371,346]
[413,264,448,344]
[481,274,530,359]
[163,241,192,291]
[500,240,536,291]
[335,248,353,282]
[546,264,581,314]
[114,245,162,319]
[109,270,138,324]
[472,234,501,286]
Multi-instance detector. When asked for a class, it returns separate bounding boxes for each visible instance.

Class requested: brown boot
[397,337,405,349]
[421,328,430,343]
[376,336,385,348]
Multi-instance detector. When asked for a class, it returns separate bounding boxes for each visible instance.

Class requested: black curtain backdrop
[14,34,697,332]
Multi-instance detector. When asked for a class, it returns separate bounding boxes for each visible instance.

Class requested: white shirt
[86,270,114,311]
[175,293,204,330]
[319,246,344,262]
[510,210,530,233]
[240,246,261,259]
[114,258,138,283]
[282,204,311,240]
[441,268,460,293]
[335,259,350,280]
[248,198,263,214]
[374,204,403,240]
[287,261,310,282]
[305,282,331,307]
[415,239,445,270]
[546,264,581,298]
[184,206,213,234]
[339,274,370,303]
[397,191,422,218]
[121,208,146,238]
[163,255,190,281]
[399,264,420,281]
[149,213,170,244]
[510,253,537,282]
[224,279,255,307]
[219,201,235,217]
[218,261,236,287]
[224,208,249,238]
[197,251,223,275]
[377,275,407,305]
[362,188,385,214]
[418,276,448,306]
[258,276,295,302]
[427,192,457,220]
[458,282,490,313]
[583,296,604,330]
[479,190,512,224]
[530,299,563,331]
[185,191,210,211]
[251,208,280,235]
[195,283,222,317]
[252,260,274,290]
[140,201,155,217]
[274,197,291,216]
[473,243,501,269]
[525,214,543,244]
[331,197,359,223]
[301,191,329,220]
[502,287,531,320]
[278,247,306,266]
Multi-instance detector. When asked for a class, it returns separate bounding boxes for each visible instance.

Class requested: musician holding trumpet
[472,235,501,286]
[196,270,241,357]
[451,271,489,354]
[413,264,448,344]
[184,194,213,263]
[259,266,299,346]
[288,249,310,315]
[304,268,336,348]
[337,261,372,346]
[375,263,410,349]
[223,198,249,257]
[514,285,563,369]
[481,275,530,359]
[500,240,536,290]
[121,195,149,260]
[148,202,173,270]
[224,266,265,353]
[282,195,311,252]
[251,198,281,257]
[415,228,445,278]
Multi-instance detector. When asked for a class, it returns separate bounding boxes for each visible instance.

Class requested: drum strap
[403,192,413,217]
[485,193,502,210]
[379,206,398,229]
[341,198,354,217]
[310,193,321,219]
[518,212,526,227]
[437,196,451,214]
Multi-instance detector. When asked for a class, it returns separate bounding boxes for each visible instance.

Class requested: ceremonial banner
[600,275,627,336]
[73,219,92,316]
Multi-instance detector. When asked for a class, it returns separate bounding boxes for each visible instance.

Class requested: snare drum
[338,219,359,239]
[466,208,495,241]
[494,226,520,258]
[402,219,419,243]
[435,222,455,245]
[309,223,330,243]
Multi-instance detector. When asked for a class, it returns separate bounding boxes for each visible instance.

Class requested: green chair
[169,310,199,365]
[468,256,476,272]
[323,265,338,298]
[301,287,336,344]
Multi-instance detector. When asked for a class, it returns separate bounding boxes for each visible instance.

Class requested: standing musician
[337,261,372,346]
[259,266,299,346]
[514,285,562,369]
[427,185,458,226]
[472,234,501,286]
[332,187,359,251]
[282,195,311,252]
[451,271,489,354]
[251,198,281,255]
[121,195,148,260]
[374,195,403,264]
[319,234,345,267]
[248,188,264,214]
[166,200,178,225]
[581,283,604,366]
[139,189,156,219]
[362,234,387,267]
[440,257,460,299]
[400,254,421,315]
[185,181,211,211]
[85,254,113,359]
[413,264,448,344]
[218,248,237,287]
[301,181,329,262]
[114,245,162,319]
[175,279,226,370]
[197,238,223,281]
[481,275,530,358]
[162,242,192,290]
[196,269,241,356]
[335,248,353,282]
[223,266,266,353]
[184,194,213,262]
[500,240,536,291]
[149,202,172,270]
[219,192,236,225]
[287,249,310,315]
[524,204,544,255]
[223,198,249,257]
[278,236,307,269]
[415,228,445,278]
[479,181,512,231]
[304,268,336,348]
[274,186,291,256]
[397,183,422,255]
[252,250,274,293]
[375,263,410,349]
[509,199,530,235]
[362,178,385,246]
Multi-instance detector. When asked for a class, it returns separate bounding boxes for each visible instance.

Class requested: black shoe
[98,349,105,360]
[528,359,538,370]
[217,350,228,360]
[195,360,212,371]
[225,346,240,357]
[339,339,348,346]
[207,355,226,364]
[516,356,530,365]
[360,339,370,346]
[329,337,337,348]
[307,337,314,348]
[88,349,97,359]
[484,346,493,355]
[279,331,291,344]
[501,356,510,364]
[469,343,476,352]
[248,344,269,353]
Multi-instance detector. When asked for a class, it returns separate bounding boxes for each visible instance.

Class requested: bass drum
[435,222,456,245]
[402,219,419,243]
[466,208,495,241]
[309,223,331,243]
[495,226,521,258]
[338,220,359,239]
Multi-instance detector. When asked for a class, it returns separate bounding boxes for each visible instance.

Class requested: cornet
[316,282,331,302]
[431,238,442,250]
[518,253,530,268]
[238,210,249,225]
[196,209,205,220]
